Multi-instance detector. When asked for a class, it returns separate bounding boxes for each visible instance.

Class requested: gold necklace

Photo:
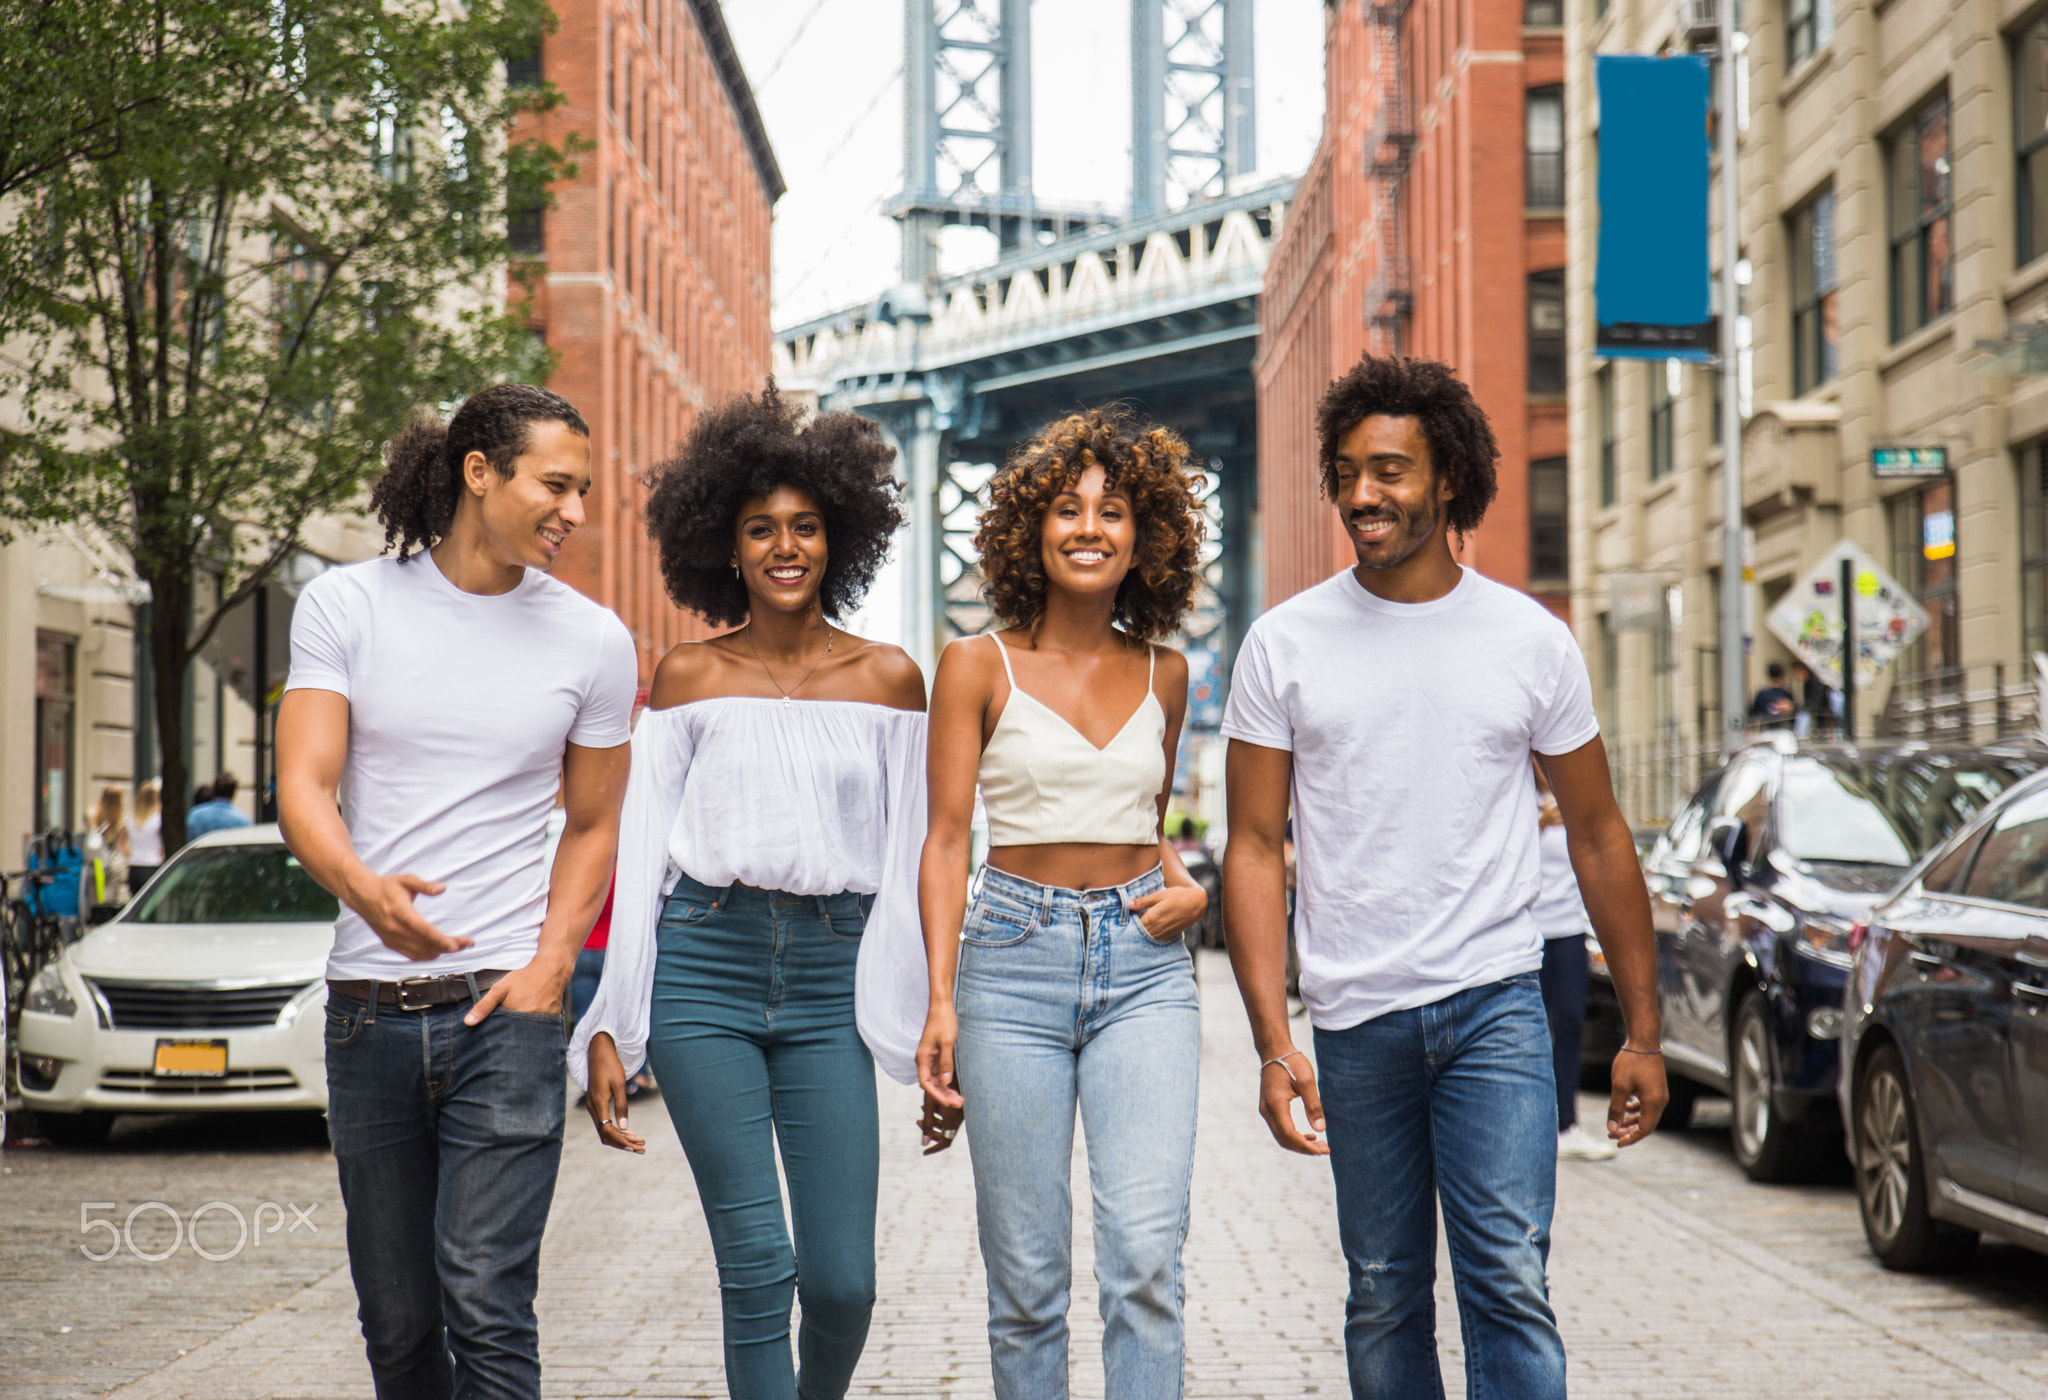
[746,622,833,707]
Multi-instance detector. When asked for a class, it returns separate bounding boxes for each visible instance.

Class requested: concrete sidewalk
[103,952,2048,1399]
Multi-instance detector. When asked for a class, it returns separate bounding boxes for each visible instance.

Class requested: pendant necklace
[747,622,832,707]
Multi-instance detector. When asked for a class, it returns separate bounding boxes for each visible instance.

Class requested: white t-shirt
[286,552,638,980]
[1534,821,1590,939]
[1222,566,1600,1030]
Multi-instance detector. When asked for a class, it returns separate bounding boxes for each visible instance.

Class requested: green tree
[0,0,576,849]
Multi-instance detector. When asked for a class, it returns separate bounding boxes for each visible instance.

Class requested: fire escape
[1364,0,1413,352]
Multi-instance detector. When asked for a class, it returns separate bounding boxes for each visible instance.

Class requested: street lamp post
[1717,0,1746,754]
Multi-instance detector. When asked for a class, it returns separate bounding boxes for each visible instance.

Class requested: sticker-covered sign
[1763,539,1928,690]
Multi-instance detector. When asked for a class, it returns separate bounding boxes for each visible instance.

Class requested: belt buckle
[394,977,442,1011]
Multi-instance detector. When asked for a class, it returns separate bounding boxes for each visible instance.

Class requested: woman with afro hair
[568,383,938,1400]
[916,406,1211,1400]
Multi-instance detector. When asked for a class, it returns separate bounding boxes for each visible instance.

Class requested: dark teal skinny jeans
[646,872,878,1400]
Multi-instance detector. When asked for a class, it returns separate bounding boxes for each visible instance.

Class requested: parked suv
[1645,739,2036,1181]
[1842,769,2048,1271]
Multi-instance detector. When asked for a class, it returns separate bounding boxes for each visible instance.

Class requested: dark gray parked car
[1841,768,2048,1271]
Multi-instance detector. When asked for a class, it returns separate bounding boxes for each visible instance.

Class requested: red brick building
[511,0,783,677]
[1255,0,1567,617]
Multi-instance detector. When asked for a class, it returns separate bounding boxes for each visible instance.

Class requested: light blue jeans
[953,864,1201,1400]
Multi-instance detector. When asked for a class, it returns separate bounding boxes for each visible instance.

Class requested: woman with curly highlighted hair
[917,406,1210,1400]
[569,382,937,1400]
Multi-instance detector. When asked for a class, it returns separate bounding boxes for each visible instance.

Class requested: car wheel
[38,1110,114,1147]
[1730,991,1823,1182]
[1854,1041,1978,1272]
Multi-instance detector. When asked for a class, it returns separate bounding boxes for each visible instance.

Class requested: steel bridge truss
[1132,0,1256,216]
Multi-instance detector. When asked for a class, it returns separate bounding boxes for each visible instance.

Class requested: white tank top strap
[1146,642,1156,689]
[987,631,1017,682]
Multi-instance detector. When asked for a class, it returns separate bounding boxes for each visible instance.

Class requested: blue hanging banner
[1595,54,1714,362]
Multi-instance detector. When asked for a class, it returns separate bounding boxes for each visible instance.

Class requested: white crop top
[978,635,1166,847]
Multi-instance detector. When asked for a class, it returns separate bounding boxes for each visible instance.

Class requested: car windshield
[127,845,339,924]
[1777,765,1914,867]
[1772,753,2040,868]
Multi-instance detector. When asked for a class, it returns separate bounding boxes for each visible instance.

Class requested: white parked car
[17,824,335,1144]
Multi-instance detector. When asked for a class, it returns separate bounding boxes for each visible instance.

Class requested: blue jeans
[568,947,605,1024]
[324,988,568,1400]
[953,865,1200,1400]
[1537,936,1588,1132]
[646,873,877,1400]
[1314,974,1566,1400]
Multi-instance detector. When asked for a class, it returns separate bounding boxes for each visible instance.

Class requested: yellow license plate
[153,1040,228,1077]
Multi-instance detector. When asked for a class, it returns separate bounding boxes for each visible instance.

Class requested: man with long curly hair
[1220,355,1667,1398]
[275,383,636,1400]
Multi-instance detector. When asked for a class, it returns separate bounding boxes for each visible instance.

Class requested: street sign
[1871,445,1948,478]
[1764,540,1927,690]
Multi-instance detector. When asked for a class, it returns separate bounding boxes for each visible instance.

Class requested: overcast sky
[723,1,1329,330]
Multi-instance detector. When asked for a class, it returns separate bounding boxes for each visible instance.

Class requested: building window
[1528,270,1565,394]
[1525,0,1563,26]
[35,632,75,832]
[2024,445,2048,655]
[1649,359,1675,481]
[1526,87,1564,209]
[506,42,541,89]
[1530,457,1568,585]
[2018,22,2048,265]
[1791,187,1839,395]
[1788,0,1832,66]
[1598,365,1617,508]
[509,204,543,256]
[1889,480,1961,676]
[1889,93,1953,341]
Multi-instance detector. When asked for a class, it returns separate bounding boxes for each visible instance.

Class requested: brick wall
[512,0,780,683]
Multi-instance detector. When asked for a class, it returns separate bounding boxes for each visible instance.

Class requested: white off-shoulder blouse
[567,697,930,1089]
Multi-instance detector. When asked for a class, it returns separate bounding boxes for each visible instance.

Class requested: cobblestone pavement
[4,950,2046,1398]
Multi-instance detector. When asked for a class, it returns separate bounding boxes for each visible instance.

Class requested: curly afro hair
[369,384,590,561]
[1316,355,1499,537]
[974,407,1205,644]
[644,381,903,627]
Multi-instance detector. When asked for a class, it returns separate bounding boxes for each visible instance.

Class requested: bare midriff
[988,841,1160,891]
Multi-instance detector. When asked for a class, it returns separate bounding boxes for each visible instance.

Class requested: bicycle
[2,869,70,1009]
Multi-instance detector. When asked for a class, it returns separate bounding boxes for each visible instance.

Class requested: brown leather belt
[327,969,511,1011]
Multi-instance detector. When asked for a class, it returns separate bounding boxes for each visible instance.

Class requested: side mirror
[1708,817,1749,888]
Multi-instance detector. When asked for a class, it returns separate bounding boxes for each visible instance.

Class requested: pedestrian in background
[1532,760,1614,1162]
[1748,662,1796,731]
[1222,354,1667,1400]
[186,773,252,840]
[84,786,131,908]
[919,407,1210,1400]
[126,782,163,892]
[574,383,929,1400]
[276,384,635,1400]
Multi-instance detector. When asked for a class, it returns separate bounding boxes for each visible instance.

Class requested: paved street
[5,949,2048,1399]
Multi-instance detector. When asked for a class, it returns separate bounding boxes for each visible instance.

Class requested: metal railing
[1607,733,1721,830]
[1878,659,2044,746]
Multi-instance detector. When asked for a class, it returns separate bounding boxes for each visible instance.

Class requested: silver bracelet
[1261,1050,1308,1076]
